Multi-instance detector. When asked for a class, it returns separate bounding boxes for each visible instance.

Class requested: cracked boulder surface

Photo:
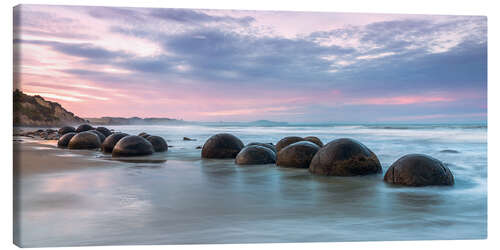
[384,154,454,186]
[309,138,382,176]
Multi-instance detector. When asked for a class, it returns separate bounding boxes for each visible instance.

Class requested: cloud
[150,8,255,26]
[13,6,487,122]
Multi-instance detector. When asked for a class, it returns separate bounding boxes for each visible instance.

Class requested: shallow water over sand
[14,124,487,247]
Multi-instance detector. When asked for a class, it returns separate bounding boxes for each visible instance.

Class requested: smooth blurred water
[15,124,487,247]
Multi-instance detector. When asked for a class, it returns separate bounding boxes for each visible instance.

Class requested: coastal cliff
[13,89,87,127]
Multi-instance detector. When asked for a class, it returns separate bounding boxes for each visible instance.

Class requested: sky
[13,5,487,123]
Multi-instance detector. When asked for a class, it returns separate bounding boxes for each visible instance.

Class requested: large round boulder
[384,154,454,186]
[235,145,276,165]
[146,135,168,152]
[68,131,101,149]
[201,133,244,159]
[247,142,277,154]
[88,130,106,143]
[76,124,94,133]
[275,136,304,152]
[304,136,323,147]
[276,141,320,168]
[309,138,382,176]
[101,133,129,153]
[58,126,75,135]
[138,132,150,138]
[112,135,154,157]
[96,127,112,137]
[57,132,77,148]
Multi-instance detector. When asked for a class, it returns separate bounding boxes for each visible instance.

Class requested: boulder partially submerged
[68,131,101,149]
[58,126,75,135]
[276,141,320,168]
[275,136,304,152]
[101,133,129,153]
[304,136,323,147]
[309,138,382,176]
[96,127,112,137]
[247,142,277,154]
[146,135,168,152]
[384,154,454,186]
[112,135,154,157]
[201,133,244,159]
[57,132,76,148]
[76,124,94,133]
[235,145,276,165]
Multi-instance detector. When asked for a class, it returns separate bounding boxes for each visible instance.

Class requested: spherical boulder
[309,138,382,176]
[235,145,276,165]
[57,132,76,148]
[247,142,277,154]
[88,130,106,143]
[201,133,244,159]
[112,135,154,157]
[276,136,304,152]
[384,154,454,186]
[76,124,94,133]
[96,127,112,137]
[276,141,320,168]
[304,136,323,147]
[58,126,75,135]
[138,132,150,138]
[68,131,101,149]
[101,133,129,153]
[146,135,168,152]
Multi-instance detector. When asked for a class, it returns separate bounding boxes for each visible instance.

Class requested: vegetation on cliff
[13,89,87,127]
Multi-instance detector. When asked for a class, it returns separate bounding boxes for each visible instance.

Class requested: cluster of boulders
[14,128,60,140]
[56,124,168,157]
[201,133,455,187]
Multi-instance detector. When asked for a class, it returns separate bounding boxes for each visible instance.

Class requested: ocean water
[15,124,487,247]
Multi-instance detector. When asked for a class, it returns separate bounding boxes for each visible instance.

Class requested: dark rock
[276,136,304,152]
[247,142,277,154]
[96,127,112,137]
[309,138,382,176]
[112,135,154,157]
[304,136,323,147]
[68,131,101,149]
[46,129,57,133]
[440,149,460,154]
[384,154,454,186]
[76,124,94,133]
[58,126,76,135]
[196,146,202,149]
[183,137,196,141]
[146,135,168,152]
[138,132,150,138]
[57,132,77,148]
[201,133,244,159]
[276,141,320,168]
[236,145,276,165]
[101,133,129,153]
[88,130,106,142]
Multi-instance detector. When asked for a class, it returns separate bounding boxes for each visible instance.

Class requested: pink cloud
[348,95,455,105]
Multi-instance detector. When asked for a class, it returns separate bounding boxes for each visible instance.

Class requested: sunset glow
[13,5,487,122]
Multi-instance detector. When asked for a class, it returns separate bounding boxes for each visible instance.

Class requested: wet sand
[13,131,487,247]
[13,138,120,176]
